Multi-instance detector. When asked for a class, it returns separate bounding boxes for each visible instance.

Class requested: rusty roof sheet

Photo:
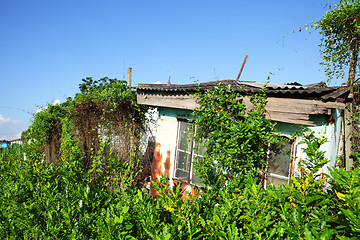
[136,79,348,100]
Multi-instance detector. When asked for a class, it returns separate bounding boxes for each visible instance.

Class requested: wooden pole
[127,67,132,87]
[236,55,248,81]
[345,99,353,171]
[345,40,358,170]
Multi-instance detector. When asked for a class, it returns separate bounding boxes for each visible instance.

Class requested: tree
[314,0,360,169]
[315,0,360,87]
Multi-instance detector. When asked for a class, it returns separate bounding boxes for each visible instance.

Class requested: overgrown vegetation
[22,77,150,188]
[192,82,275,192]
[351,85,360,166]
[310,0,360,171]
[1,79,360,239]
[313,0,360,86]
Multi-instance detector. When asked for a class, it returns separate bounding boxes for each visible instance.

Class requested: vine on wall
[192,82,276,192]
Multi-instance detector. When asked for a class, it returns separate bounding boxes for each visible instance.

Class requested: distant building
[0,138,25,148]
[0,140,10,148]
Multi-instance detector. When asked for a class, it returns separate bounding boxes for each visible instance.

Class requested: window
[174,121,205,185]
[265,137,294,188]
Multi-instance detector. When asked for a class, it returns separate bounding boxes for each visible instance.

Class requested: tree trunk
[345,40,359,171]
[347,40,359,87]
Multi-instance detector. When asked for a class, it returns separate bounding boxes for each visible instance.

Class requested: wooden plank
[137,92,197,110]
[240,97,315,125]
[266,97,345,114]
[267,98,327,115]
[138,92,345,111]
[137,92,345,126]
[266,111,315,126]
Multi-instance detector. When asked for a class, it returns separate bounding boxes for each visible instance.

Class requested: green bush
[1,80,360,239]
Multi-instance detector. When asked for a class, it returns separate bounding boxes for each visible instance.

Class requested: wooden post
[236,55,248,81]
[344,100,353,171]
[344,40,358,170]
[127,67,132,87]
[167,76,171,86]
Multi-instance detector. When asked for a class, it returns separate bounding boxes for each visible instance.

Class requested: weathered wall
[150,108,188,195]
[137,92,345,126]
[275,109,343,178]
[150,106,344,193]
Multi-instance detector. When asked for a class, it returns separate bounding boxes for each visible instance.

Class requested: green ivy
[192,81,276,191]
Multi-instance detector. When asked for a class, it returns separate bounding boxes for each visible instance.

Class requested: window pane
[175,169,190,182]
[268,140,292,177]
[175,121,205,185]
[192,173,203,186]
[179,122,191,151]
[177,151,191,172]
[266,176,288,188]
[194,139,207,156]
[191,157,203,185]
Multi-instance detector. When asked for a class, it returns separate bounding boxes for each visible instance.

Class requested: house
[9,138,25,145]
[136,80,351,195]
[0,139,25,148]
[0,140,10,148]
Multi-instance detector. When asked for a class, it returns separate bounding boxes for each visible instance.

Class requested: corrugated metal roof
[136,79,347,100]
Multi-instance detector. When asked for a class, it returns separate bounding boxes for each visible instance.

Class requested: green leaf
[114,215,123,224]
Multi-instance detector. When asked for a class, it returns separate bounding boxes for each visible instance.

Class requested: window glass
[175,168,190,182]
[266,138,293,187]
[268,140,292,177]
[194,139,207,156]
[191,156,203,185]
[177,151,191,172]
[174,121,204,185]
[265,176,288,188]
[179,122,192,151]
[175,122,192,182]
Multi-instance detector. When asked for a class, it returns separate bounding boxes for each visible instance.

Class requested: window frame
[264,135,296,188]
[173,120,204,185]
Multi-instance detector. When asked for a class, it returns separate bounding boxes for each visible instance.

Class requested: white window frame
[264,135,296,188]
[173,120,204,185]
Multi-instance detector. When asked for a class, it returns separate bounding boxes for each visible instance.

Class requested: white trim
[267,173,289,181]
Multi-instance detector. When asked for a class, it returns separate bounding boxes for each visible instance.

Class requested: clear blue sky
[0,0,340,140]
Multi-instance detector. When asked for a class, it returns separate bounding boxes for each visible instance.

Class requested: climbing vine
[192,82,276,191]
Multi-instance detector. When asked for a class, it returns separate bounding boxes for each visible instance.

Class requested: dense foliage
[23,78,149,187]
[1,141,360,239]
[315,0,360,85]
[311,0,360,175]
[192,82,275,191]
[351,102,360,165]
[1,80,359,239]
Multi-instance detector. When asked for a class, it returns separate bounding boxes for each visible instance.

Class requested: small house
[0,140,10,148]
[136,80,351,195]
[0,139,24,148]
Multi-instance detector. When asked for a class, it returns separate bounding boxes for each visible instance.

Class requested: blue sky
[0,0,340,140]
